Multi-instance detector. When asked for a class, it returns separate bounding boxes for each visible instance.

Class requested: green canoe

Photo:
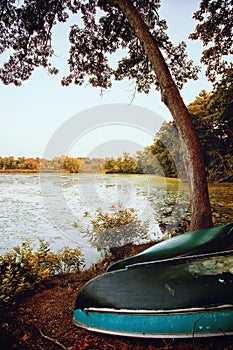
[107,223,233,272]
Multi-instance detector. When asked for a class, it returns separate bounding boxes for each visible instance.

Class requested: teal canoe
[107,223,233,272]
[74,250,233,338]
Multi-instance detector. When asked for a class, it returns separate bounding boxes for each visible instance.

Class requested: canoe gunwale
[125,249,233,270]
[79,304,233,316]
[107,223,233,272]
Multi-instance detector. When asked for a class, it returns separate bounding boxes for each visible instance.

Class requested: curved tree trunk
[108,0,213,231]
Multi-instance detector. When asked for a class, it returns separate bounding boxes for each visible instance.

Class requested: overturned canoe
[74,250,233,338]
[107,223,233,272]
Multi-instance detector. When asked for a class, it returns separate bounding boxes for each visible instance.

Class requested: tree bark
[108,0,213,231]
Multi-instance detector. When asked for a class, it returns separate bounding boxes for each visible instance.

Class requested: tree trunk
[108,0,213,231]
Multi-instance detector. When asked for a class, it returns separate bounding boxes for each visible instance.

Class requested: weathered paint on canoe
[73,305,233,338]
[107,223,233,272]
[74,251,233,337]
[75,251,233,311]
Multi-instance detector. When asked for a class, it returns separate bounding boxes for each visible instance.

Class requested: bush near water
[0,240,84,305]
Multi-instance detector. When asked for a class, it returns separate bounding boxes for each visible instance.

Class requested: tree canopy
[0,0,201,90]
[190,0,233,82]
[0,0,232,87]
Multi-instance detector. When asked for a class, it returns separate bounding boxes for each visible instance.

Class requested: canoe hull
[74,251,233,338]
[74,305,233,338]
[75,251,233,311]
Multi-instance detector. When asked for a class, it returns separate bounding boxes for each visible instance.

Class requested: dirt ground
[1,246,233,350]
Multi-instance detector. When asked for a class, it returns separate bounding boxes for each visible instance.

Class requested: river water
[0,173,232,267]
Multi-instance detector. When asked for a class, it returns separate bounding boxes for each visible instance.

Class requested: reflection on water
[0,173,232,266]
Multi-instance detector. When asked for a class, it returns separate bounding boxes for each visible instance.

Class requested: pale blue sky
[0,0,213,158]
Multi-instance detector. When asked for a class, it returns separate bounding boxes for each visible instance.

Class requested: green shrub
[0,240,84,305]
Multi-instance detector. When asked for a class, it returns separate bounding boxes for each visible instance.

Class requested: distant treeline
[1,70,232,180]
[0,156,40,172]
[0,156,105,173]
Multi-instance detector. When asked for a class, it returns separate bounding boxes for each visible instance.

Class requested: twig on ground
[37,327,68,350]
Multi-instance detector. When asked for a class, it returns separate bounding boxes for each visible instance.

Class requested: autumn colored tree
[1,0,232,229]
[102,153,142,174]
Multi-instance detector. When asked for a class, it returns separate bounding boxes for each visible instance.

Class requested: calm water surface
[0,173,232,266]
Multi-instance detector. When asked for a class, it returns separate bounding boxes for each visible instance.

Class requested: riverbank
[1,245,233,350]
